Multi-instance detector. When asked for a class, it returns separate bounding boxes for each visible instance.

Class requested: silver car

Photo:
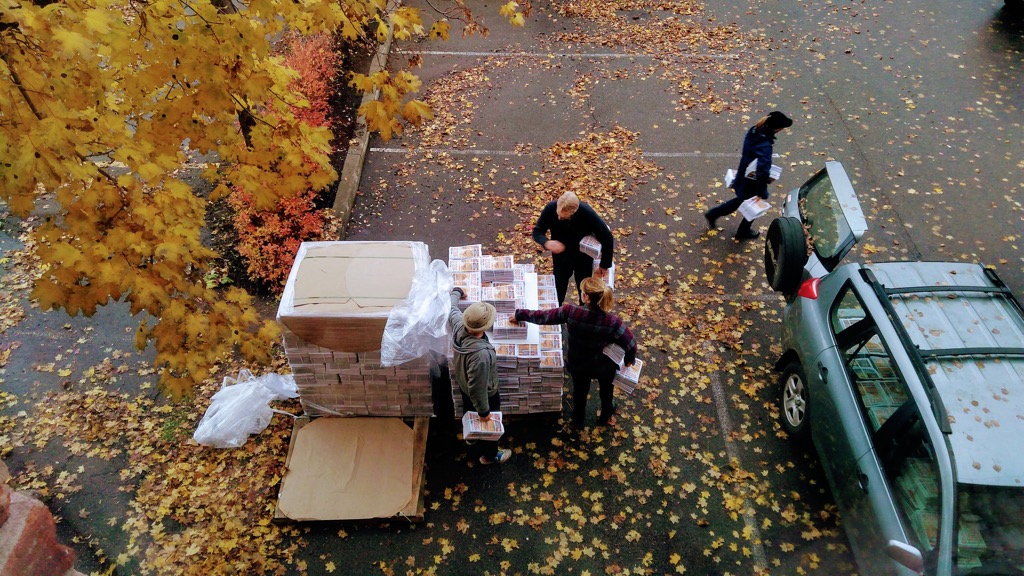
[765,161,1024,575]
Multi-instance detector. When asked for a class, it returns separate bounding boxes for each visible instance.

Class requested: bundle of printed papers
[579,235,602,259]
[602,343,643,395]
[738,197,772,221]
[592,261,615,289]
[461,411,505,441]
[743,159,782,182]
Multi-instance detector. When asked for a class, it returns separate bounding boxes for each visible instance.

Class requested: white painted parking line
[703,339,770,571]
[396,49,741,60]
[369,147,740,159]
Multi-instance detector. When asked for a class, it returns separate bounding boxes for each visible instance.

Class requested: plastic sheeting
[193,370,298,449]
[380,259,454,367]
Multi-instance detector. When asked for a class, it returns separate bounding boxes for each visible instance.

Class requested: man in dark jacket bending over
[532,191,614,305]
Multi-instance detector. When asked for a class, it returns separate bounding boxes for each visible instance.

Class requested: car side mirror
[885,540,924,573]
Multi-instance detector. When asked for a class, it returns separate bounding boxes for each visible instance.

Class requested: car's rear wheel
[780,361,810,441]
[764,217,808,294]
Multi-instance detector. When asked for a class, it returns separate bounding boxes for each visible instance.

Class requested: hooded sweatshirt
[448,291,499,416]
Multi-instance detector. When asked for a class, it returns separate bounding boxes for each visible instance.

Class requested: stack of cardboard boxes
[448,245,564,416]
[278,241,436,417]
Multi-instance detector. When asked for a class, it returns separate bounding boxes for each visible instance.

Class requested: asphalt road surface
[1,0,1018,574]
[336,0,1023,574]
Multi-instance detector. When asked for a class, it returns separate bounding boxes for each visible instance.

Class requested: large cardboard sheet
[277,418,414,521]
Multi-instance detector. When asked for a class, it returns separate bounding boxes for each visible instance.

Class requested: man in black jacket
[532,191,614,305]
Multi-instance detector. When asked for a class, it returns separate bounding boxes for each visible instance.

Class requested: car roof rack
[858,268,947,432]
[859,265,1024,435]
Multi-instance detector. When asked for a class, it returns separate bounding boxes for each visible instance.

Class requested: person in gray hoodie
[449,288,512,465]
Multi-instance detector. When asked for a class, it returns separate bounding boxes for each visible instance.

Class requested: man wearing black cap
[705,111,793,240]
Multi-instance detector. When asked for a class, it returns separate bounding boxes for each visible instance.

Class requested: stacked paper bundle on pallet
[448,246,565,416]
[449,245,482,310]
[282,331,434,417]
[492,313,528,340]
[480,255,515,285]
[482,284,523,315]
[450,244,483,260]
[514,263,535,282]
[537,274,559,307]
[450,258,481,310]
[278,241,436,417]
[603,343,644,396]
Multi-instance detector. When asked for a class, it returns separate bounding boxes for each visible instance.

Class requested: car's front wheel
[780,361,810,441]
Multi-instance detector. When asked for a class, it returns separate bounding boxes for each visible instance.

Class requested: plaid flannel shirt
[515,304,636,369]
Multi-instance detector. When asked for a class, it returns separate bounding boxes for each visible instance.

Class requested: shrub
[228,188,332,289]
[227,32,342,291]
[283,32,341,128]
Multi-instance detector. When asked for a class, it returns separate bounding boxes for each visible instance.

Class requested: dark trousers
[568,356,618,426]
[553,252,595,306]
[706,194,754,234]
[460,389,501,460]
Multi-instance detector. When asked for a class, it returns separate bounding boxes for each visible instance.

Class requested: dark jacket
[448,291,498,416]
[514,304,636,369]
[532,201,614,269]
[731,126,776,200]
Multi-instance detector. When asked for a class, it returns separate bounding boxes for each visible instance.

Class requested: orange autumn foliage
[228,33,341,290]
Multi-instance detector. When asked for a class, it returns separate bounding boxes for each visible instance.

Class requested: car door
[814,283,920,575]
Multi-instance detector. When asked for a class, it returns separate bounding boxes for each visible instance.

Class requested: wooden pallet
[274,415,429,523]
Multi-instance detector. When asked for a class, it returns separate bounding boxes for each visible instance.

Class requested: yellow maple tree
[0,0,528,395]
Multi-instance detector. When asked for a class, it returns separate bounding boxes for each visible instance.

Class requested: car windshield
[955,483,1024,575]
[798,170,851,267]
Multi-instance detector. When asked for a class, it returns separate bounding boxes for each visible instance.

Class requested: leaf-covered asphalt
[2,0,1021,574]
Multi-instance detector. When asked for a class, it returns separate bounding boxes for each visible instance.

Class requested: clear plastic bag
[193,370,297,448]
[380,259,454,367]
[258,372,299,399]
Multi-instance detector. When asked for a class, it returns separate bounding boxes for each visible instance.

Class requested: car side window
[830,286,942,557]
[878,411,942,556]
[830,287,909,434]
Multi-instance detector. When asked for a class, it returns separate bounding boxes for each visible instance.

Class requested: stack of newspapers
[461,411,505,441]
[448,245,565,415]
[603,343,644,396]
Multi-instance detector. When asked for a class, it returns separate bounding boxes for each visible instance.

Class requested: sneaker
[704,212,718,230]
[479,448,512,465]
[734,229,761,240]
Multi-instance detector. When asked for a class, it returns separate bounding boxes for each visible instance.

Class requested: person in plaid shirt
[513,277,636,428]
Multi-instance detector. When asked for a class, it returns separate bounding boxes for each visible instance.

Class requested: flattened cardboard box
[277,241,427,353]
[276,417,426,521]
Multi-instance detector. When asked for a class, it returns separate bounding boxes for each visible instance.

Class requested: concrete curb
[333,11,397,236]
